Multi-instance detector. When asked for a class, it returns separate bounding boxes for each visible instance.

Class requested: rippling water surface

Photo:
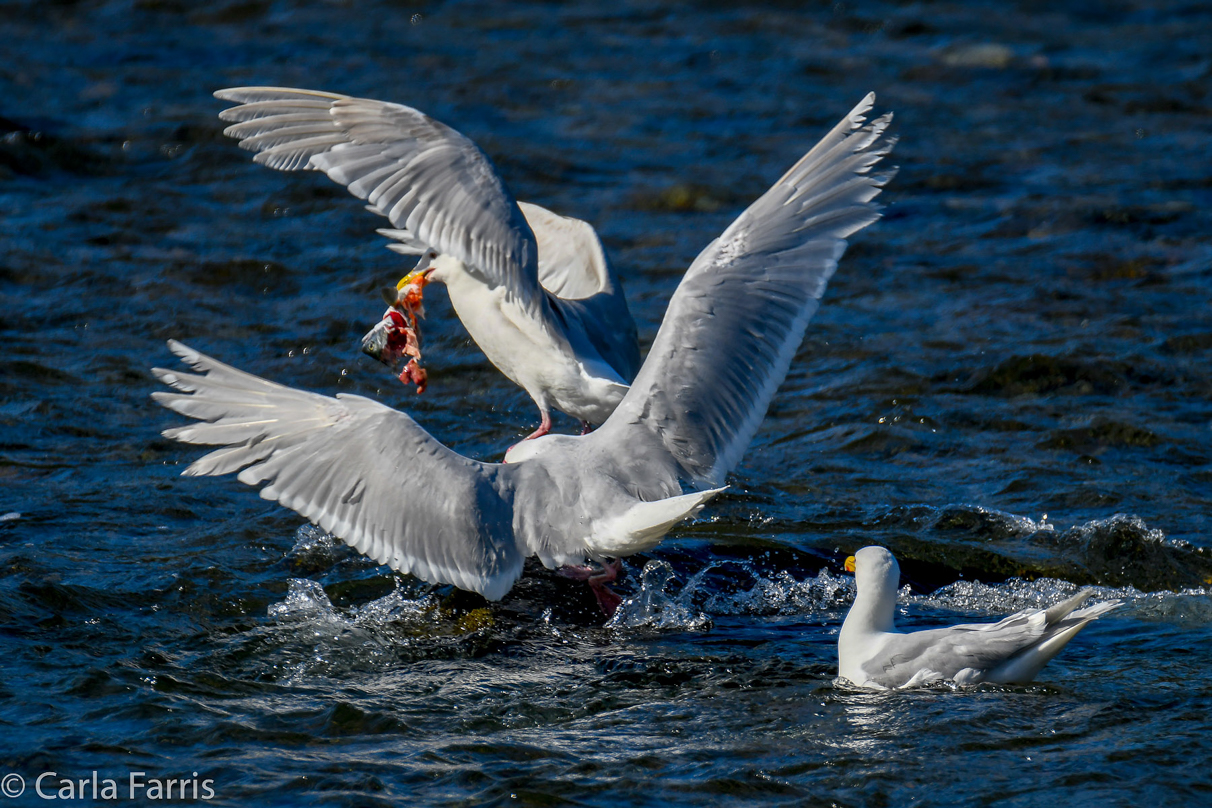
[3,0,1212,804]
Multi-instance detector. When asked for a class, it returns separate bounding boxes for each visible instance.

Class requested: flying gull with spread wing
[215,86,639,439]
[155,94,895,613]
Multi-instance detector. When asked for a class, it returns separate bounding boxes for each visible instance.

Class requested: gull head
[848,545,901,597]
[423,252,465,285]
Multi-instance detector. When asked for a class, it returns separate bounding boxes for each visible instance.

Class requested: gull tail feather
[986,596,1121,684]
[1043,588,1094,625]
[592,487,727,556]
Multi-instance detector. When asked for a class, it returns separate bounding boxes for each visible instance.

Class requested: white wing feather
[596,93,896,486]
[215,87,544,310]
[152,340,524,600]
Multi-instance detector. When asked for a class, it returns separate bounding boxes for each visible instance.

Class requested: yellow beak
[844,555,856,573]
[397,266,434,289]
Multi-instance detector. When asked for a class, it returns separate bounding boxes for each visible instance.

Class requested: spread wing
[593,93,896,487]
[152,340,524,600]
[215,86,543,310]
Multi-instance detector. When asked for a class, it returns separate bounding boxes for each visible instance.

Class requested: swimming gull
[154,94,895,612]
[839,546,1121,688]
[215,86,640,439]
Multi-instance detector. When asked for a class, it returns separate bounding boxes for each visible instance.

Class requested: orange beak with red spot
[844,555,856,573]
[396,266,434,316]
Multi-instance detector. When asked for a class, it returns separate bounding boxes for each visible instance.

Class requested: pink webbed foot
[559,559,624,617]
[579,421,594,436]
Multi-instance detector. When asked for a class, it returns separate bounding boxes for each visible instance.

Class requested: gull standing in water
[215,87,639,439]
[839,546,1120,689]
[155,95,895,614]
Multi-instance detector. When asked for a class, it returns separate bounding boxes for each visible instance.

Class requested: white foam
[906,575,1211,623]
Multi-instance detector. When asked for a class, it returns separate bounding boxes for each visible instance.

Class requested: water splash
[606,537,1210,634]
[607,559,858,630]
[263,578,440,682]
[607,560,712,630]
[349,584,436,625]
[269,577,435,627]
[702,565,856,616]
[268,577,337,621]
[288,524,338,555]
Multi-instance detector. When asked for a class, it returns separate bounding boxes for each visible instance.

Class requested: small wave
[881,503,1184,550]
[882,503,1055,537]
[877,503,1209,590]
[1060,513,1184,549]
[949,504,1055,536]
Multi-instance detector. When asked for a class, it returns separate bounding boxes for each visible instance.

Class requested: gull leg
[559,559,623,617]
[522,410,552,442]
[579,421,594,435]
[503,410,552,462]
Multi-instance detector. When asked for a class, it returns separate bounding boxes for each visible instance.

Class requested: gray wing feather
[595,94,896,486]
[868,613,1047,686]
[152,340,523,600]
[551,294,641,384]
[215,87,543,308]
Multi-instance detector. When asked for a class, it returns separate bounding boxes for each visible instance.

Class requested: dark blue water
[3,0,1212,804]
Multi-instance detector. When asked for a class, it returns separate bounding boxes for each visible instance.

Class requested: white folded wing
[857,590,1121,688]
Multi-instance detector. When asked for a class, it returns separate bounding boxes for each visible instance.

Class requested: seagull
[215,86,640,439]
[154,94,895,614]
[839,546,1120,689]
